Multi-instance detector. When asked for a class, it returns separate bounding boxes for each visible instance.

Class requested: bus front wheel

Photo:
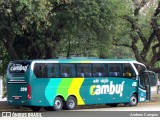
[64,96,77,110]
[129,94,138,106]
[53,97,63,111]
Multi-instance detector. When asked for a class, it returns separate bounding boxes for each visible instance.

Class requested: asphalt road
[39,103,160,117]
[75,103,160,111]
[0,102,160,117]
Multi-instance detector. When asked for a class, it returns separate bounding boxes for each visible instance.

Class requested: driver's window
[139,73,149,89]
[144,74,149,85]
[139,75,145,88]
[149,73,156,86]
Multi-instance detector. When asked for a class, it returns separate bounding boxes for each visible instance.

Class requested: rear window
[9,62,30,73]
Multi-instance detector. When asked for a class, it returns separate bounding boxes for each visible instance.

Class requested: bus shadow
[76,104,127,110]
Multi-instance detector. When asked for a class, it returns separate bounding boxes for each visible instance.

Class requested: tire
[64,96,77,110]
[108,103,119,107]
[53,97,63,111]
[129,94,138,106]
[30,106,41,112]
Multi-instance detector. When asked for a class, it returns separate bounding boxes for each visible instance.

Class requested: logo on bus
[90,81,125,97]
[10,64,28,72]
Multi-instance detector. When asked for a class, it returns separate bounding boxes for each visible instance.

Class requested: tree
[114,0,160,70]
[0,0,118,61]
[0,40,8,76]
[0,0,52,60]
[49,0,117,58]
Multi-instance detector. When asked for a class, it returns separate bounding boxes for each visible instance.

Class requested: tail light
[27,85,31,100]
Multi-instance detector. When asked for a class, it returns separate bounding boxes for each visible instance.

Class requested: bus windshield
[134,63,146,74]
[9,61,30,74]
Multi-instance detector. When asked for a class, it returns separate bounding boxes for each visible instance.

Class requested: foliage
[0,0,118,59]
[1,0,160,76]
[49,0,117,58]
[0,0,53,60]
[114,0,160,71]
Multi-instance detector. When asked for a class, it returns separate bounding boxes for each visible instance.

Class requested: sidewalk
[0,97,7,102]
[150,86,160,102]
[151,93,160,102]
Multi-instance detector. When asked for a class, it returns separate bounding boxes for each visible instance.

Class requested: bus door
[138,72,150,102]
[148,71,156,86]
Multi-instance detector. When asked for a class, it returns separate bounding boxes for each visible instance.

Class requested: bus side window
[93,64,105,77]
[34,63,41,78]
[49,64,59,78]
[77,64,84,77]
[109,64,122,77]
[41,64,48,78]
[123,63,135,78]
[139,78,145,88]
[33,63,48,78]
[84,64,92,77]
[60,64,75,78]
[77,64,92,77]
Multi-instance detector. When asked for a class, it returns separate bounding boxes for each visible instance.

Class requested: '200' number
[20,87,27,91]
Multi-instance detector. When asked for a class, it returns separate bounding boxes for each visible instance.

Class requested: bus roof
[30,58,141,64]
[11,58,139,63]
[10,58,146,66]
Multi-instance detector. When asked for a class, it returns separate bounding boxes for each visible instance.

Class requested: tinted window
[139,74,149,89]
[48,64,59,78]
[9,62,30,73]
[134,64,146,74]
[60,64,75,77]
[93,64,107,77]
[109,64,122,77]
[34,63,48,78]
[123,63,136,78]
[77,64,92,77]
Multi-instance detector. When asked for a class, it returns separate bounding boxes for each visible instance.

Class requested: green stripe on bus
[56,78,73,100]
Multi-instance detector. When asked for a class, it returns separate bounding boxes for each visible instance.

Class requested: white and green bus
[7,58,155,111]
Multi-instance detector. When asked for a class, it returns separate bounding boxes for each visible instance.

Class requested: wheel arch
[130,91,138,98]
[55,95,65,102]
[67,94,77,102]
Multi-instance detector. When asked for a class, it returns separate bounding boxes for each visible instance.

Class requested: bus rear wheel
[53,97,63,111]
[64,96,77,110]
[30,106,41,112]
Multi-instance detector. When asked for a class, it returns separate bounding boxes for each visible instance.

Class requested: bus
[6,58,155,111]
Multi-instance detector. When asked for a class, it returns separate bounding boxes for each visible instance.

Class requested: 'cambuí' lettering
[10,64,28,72]
[90,81,125,97]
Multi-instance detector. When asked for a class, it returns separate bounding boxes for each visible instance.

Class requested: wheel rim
[68,99,75,109]
[55,99,62,109]
[131,96,137,105]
